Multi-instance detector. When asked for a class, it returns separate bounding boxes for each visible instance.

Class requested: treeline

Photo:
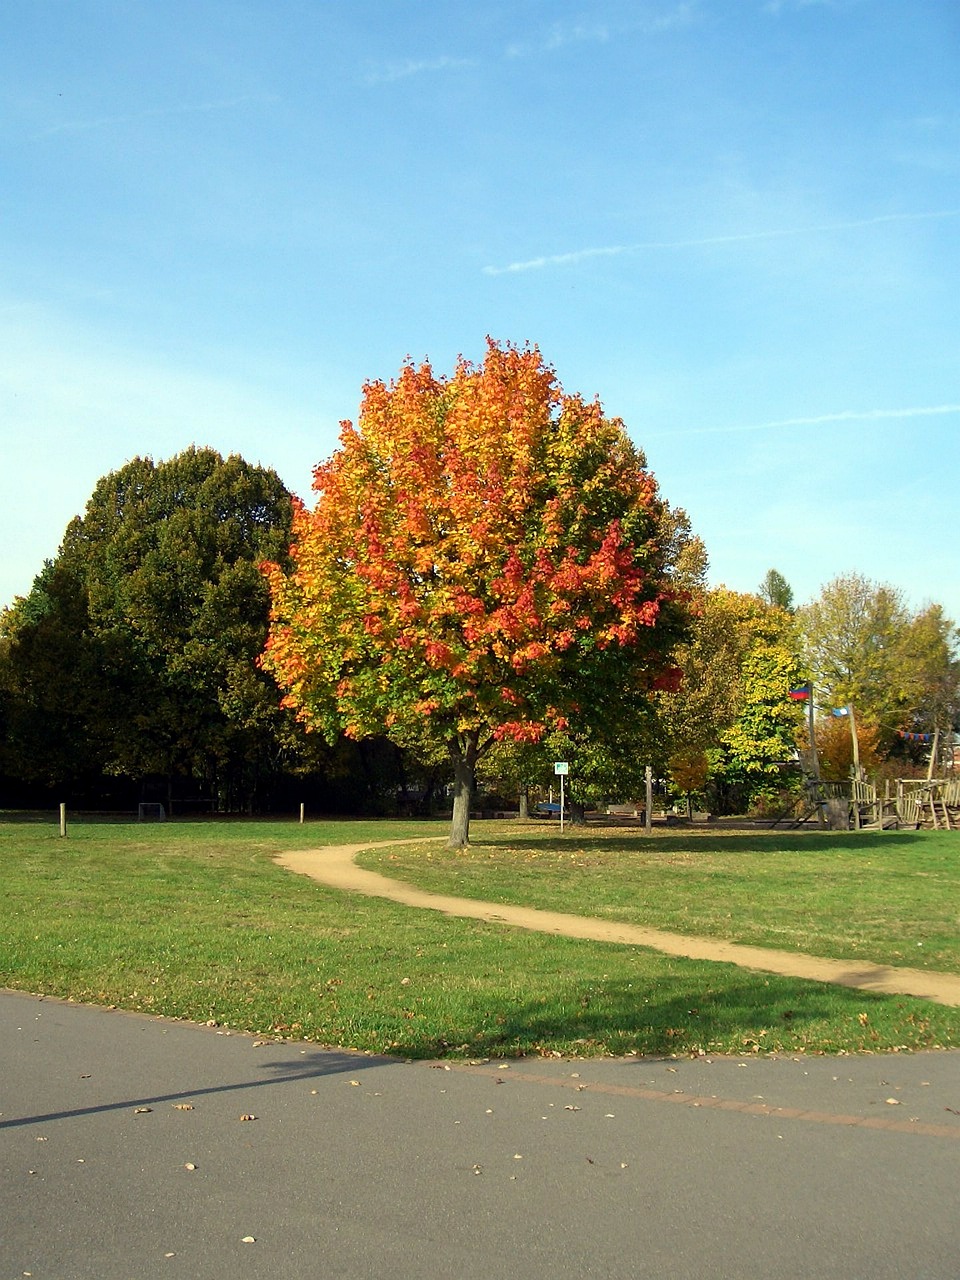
[0,448,443,814]
[1,445,957,817]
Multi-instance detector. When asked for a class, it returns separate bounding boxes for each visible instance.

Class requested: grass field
[363,825,960,972]
[1,814,958,1059]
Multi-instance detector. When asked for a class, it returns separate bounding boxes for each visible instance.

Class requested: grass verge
[1,815,958,1059]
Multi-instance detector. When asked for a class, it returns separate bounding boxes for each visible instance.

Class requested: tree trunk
[519,788,529,820]
[567,796,587,825]
[448,729,480,848]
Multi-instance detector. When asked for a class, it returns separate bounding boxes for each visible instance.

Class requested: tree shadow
[0,1046,396,1130]
[475,828,929,856]
[381,969,951,1060]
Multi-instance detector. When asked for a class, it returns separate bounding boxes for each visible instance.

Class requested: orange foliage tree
[261,341,690,846]
[815,714,884,782]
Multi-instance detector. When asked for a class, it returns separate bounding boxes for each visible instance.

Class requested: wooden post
[59,803,66,838]
[848,704,862,777]
[927,727,940,781]
[299,802,305,825]
[645,765,653,835]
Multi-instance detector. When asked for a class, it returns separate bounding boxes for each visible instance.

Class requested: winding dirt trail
[276,839,960,1007]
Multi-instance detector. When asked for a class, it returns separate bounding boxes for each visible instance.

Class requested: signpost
[554,762,568,832]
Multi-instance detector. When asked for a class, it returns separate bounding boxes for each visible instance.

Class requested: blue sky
[2,0,958,620]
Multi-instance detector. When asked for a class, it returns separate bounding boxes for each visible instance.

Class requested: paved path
[3,990,960,1279]
[276,840,960,1007]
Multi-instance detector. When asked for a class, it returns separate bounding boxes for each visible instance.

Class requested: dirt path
[276,840,960,1007]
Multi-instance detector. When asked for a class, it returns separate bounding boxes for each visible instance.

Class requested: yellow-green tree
[659,588,808,812]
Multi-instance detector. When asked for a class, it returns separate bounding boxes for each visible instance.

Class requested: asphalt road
[2,989,959,1279]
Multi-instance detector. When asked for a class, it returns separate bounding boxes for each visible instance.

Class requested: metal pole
[644,765,653,835]
[299,802,305,825]
[560,773,565,833]
[59,803,67,838]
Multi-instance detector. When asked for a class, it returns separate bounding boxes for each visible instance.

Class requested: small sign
[554,761,569,775]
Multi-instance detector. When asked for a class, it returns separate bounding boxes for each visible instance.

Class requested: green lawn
[363,825,960,973]
[1,814,958,1059]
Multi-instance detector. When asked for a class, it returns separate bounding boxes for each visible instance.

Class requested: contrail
[483,209,960,275]
[647,404,960,440]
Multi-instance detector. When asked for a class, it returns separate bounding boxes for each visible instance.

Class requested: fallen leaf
[172,1103,193,1111]
[241,1236,256,1244]
[885,1098,900,1105]
[239,1113,257,1122]
[133,1107,152,1114]
[564,1105,581,1112]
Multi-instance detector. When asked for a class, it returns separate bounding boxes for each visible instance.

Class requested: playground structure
[788,773,960,831]
[782,684,959,832]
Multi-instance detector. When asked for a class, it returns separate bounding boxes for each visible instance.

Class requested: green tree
[658,588,808,812]
[759,568,794,612]
[0,560,111,789]
[263,341,693,847]
[1,447,297,808]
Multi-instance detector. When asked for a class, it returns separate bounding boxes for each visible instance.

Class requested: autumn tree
[801,574,959,754]
[815,714,884,782]
[262,341,692,847]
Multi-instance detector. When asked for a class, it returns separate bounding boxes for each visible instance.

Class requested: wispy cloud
[648,404,960,440]
[364,55,476,84]
[483,208,960,275]
[762,0,845,14]
[39,94,278,137]
[544,21,611,50]
[507,5,696,59]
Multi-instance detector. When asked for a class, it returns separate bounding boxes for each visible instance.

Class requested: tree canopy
[657,587,808,812]
[1,447,296,808]
[801,573,960,757]
[262,340,693,845]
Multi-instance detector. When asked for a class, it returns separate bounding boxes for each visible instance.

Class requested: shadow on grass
[473,829,932,857]
[384,971,951,1060]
